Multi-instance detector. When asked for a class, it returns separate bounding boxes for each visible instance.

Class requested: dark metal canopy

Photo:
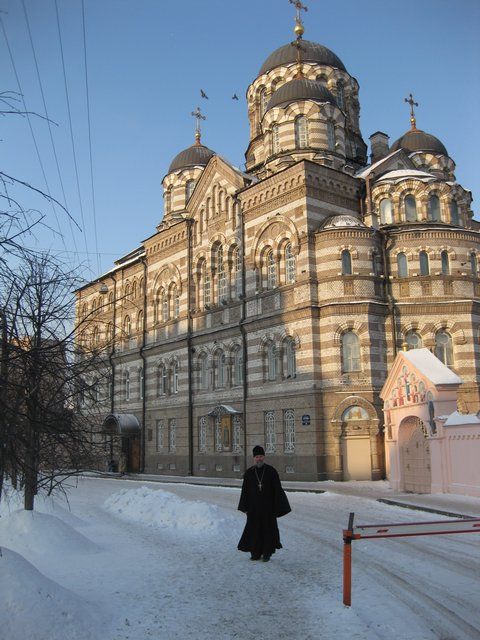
[259,40,346,75]
[168,143,215,173]
[267,77,337,111]
[390,129,448,156]
[207,404,241,417]
[102,413,141,436]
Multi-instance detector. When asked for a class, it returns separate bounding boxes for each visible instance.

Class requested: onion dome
[259,40,346,75]
[267,78,337,111]
[390,129,448,156]
[168,142,215,173]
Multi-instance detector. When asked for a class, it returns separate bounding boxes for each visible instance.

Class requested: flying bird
[232,94,239,100]
[200,89,209,99]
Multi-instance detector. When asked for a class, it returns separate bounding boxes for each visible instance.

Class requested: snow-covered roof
[376,169,436,183]
[444,411,480,426]
[402,349,462,386]
[355,149,405,179]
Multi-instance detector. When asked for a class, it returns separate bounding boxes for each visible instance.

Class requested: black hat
[252,445,265,457]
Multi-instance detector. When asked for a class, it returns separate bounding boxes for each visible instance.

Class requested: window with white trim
[156,419,165,451]
[434,330,453,367]
[295,115,308,149]
[198,416,207,453]
[284,409,295,453]
[264,410,276,453]
[285,243,296,284]
[266,250,277,289]
[341,331,361,372]
[168,418,176,453]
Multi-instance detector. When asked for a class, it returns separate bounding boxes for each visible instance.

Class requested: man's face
[254,454,265,467]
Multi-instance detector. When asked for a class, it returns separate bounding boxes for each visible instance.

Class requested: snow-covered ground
[1,477,479,640]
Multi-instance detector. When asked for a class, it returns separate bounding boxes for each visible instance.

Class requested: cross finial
[289,0,307,39]
[191,106,206,144]
[404,93,419,130]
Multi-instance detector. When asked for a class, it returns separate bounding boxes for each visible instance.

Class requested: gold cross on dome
[191,106,206,144]
[404,93,419,130]
[289,0,308,20]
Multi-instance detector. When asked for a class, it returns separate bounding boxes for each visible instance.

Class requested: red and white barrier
[342,512,480,606]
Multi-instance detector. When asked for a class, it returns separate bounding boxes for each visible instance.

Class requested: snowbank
[0,509,99,560]
[104,485,237,534]
[0,548,105,640]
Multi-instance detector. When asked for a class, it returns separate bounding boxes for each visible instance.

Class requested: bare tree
[0,252,109,509]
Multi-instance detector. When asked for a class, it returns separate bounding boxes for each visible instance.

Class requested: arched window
[272,124,280,154]
[233,248,242,298]
[379,198,393,224]
[260,87,268,116]
[435,330,453,366]
[341,331,361,372]
[92,326,100,347]
[124,370,130,400]
[428,195,441,221]
[123,315,131,338]
[217,351,226,388]
[267,342,277,381]
[172,287,180,318]
[217,245,227,302]
[336,81,345,109]
[283,409,295,453]
[285,339,296,378]
[285,243,296,284]
[203,262,211,308]
[450,200,459,225]
[185,179,195,202]
[158,364,167,395]
[266,250,277,289]
[165,187,172,215]
[199,354,209,390]
[341,249,352,275]
[106,323,113,343]
[264,411,276,454]
[136,311,143,334]
[397,252,408,278]
[441,251,450,275]
[470,252,478,277]
[316,74,327,85]
[172,362,179,394]
[295,116,308,149]
[161,291,168,322]
[233,348,243,386]
[405,195,417,222]
[326,121,335,151]
[419,251,430,276]
[405,330,422,350]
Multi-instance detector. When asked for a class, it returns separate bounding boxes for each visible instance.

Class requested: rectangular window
[168,418,176,453]
[156,419,165,452]
[284,409,295,453]
[198,416,207,453]
[264,410,276,453]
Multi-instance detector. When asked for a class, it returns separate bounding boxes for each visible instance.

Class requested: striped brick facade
[76,32,479,482]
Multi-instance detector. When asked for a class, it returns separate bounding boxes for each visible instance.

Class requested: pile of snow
[0,509,99,560]
[0,548,105,640]
[104,485,236,534]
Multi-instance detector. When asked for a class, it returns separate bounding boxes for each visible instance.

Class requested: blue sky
[2,0,479,280]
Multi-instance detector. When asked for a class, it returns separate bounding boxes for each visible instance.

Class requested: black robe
[237,463,291,556]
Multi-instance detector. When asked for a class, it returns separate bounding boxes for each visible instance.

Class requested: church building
[76,9,480,481]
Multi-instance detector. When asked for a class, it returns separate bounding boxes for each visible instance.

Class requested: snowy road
[1,476,479,640]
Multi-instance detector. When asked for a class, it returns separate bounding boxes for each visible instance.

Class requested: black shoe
[250,554,261,561]
[262,555,271,562]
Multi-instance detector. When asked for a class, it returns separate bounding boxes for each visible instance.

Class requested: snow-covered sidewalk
[1,477,479,640]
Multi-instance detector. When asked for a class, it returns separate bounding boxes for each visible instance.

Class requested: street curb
[377,498,476,520]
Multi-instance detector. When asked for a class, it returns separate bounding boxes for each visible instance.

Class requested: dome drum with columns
[77,9,479,483]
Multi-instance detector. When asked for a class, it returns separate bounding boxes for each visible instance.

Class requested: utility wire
[21,0,80,260]
[0,14,67,253]
[81,0,101,275]
[54,0,91,272]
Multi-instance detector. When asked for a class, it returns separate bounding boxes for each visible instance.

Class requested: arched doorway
[103,413,141,473]
[398,416,431,493]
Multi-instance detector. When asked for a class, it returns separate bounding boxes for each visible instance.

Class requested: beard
[255,461,264,468]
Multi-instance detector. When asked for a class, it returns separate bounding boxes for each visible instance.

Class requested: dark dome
[267,78,337,110]
[168,143,215,173]
[259,40,346,75]
[390,129,448,156]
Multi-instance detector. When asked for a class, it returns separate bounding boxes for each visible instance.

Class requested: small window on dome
[260,88,268,116]
[185,180,195,202]
[272,124,280,155]
[441,251,450,275]
[336,81,345,110]
[379,198,393,224]
[419,251,429,276]
[295,116,309,149]
[450,200,459,225]
[327,121,335,151]
[397,252,408,278]
[405,195,417,222]
[428,195,441,222]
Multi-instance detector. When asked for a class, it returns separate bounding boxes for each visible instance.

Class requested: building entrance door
[399,417,431,493]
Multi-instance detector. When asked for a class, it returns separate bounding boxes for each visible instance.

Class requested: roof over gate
[207,404,241,417]
[102,413,141,436]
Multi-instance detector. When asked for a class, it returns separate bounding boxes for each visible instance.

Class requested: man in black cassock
[237,445,291,562]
